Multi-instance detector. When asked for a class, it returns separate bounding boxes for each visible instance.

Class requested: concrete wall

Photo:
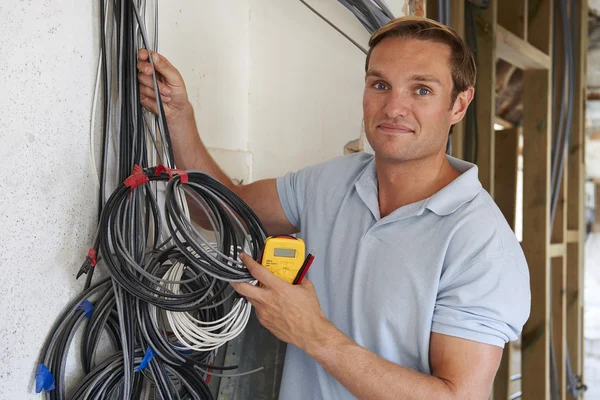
[0,1,100,398]
[0,0,404,398]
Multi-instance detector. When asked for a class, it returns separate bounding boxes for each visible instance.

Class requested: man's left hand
[231,253,331,351]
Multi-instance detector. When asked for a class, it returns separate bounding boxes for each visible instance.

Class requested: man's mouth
[377,123,415,134]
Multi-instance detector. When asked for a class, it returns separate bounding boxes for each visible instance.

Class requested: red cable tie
[154,164,188,184]
[205,363,214,384]
[87,248,97,267]
[172,169,188,184]
[123,164,150,189]
[154,164,173,179]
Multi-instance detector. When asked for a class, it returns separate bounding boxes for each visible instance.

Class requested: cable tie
[205,363,214,384]
[154,164,188,184]
[173,341,192,355]
[123,164,150,189]
[35,364,55,393]
[136,346,156,372]
[87,248,97,267]
[76,248,97,279]
[172,169,188,184]
[154,164,173,179]
[76,299,94,318]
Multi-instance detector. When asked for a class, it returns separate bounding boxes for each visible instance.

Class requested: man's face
[363,37,470,163]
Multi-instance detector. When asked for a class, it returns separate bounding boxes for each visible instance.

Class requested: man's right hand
[137,49,192,121]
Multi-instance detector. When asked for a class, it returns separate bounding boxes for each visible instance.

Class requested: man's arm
[137,50,296,235]
[307,328,502,400]
[232,254,503,400]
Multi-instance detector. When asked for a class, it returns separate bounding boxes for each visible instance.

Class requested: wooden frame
[428,1,587,399]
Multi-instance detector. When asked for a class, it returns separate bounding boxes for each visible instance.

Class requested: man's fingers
[148,52,183,87]
[137,48,150,61]
[240,253,284,287]
[137,50,183,87]
[139,97,159,115]
[138,74,172,96]
[230,282,262,299]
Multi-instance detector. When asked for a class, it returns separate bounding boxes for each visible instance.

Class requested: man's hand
[231,253,331,351]
[137,49,192,122]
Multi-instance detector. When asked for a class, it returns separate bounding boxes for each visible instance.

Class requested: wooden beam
[549,243,566,258]
[449,0,465,160]
[495,116,514,129]
[566,0,588,392]
[527,0,552,55]
[552,256,567,400]
[497,0,528,40]
[521,3,553,397]
[493,126,519,400]
[494,127,519,229]
[474,1,497,196]
[521,67,552,400]
[496,24,551,70]
[566,230,579,243]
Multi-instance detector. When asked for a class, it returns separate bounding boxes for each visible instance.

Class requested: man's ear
[450,87,475,125]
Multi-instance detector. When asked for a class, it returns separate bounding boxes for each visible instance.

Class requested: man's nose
[383,90,410,119]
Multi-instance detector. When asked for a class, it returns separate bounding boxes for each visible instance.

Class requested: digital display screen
[274,248,296,258]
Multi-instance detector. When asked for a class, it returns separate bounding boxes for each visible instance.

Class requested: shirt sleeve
[431,254,531,347]
[275,163,325,231]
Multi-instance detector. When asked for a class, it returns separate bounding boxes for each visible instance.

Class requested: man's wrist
[167,101,195,126]
[302,318,350,360]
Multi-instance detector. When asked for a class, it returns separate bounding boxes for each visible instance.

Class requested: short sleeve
[431,255,531,347]
[276,163,325,230]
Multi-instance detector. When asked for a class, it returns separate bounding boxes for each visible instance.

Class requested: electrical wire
[37,1,267,398]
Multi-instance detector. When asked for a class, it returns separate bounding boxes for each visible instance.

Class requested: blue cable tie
[35,364,55,393]
[76,300,94,318]
[174,341,192,355]
[136,347,156,372]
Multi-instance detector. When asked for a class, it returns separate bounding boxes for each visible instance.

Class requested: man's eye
[417,87,431,96]
[374,82,388,90]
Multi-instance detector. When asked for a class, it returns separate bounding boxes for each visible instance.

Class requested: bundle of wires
[299,0,394,54]
[36,1,266,398]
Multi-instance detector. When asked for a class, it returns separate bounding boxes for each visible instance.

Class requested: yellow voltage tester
[259,236,311,284]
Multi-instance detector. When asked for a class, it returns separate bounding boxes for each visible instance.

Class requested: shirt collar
[354,155,482,220]
[423,156,482,216]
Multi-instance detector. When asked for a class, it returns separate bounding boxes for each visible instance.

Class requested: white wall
[0,1,100,398]
[160,0,405,182]
[0,1,404,397]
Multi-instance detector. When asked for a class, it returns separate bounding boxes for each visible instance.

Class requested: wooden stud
[527,0,552,54]
[493,126,519,400]
[496,25,551,70]
[550,243,566,258]
[566,230,579,243]
[494,127,519,230]
[497,0,528,40]
[449,0,465,160]
[473,1,497,196]
[521,67,552,400]
[552,256,567,400]
[495,116,514,130]
[566,0,588,393]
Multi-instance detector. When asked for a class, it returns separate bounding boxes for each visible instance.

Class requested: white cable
[156,262,253,352]
[90,52,102,188]
[89,0,112,189]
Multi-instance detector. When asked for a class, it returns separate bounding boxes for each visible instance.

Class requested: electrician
[137,16,530,400]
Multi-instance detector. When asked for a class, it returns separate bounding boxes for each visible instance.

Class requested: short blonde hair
[366,16,476,103]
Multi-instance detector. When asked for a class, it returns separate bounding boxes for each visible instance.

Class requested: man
[137,16,530,400]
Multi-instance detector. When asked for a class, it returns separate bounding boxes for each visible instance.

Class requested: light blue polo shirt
[275,152,531,400]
